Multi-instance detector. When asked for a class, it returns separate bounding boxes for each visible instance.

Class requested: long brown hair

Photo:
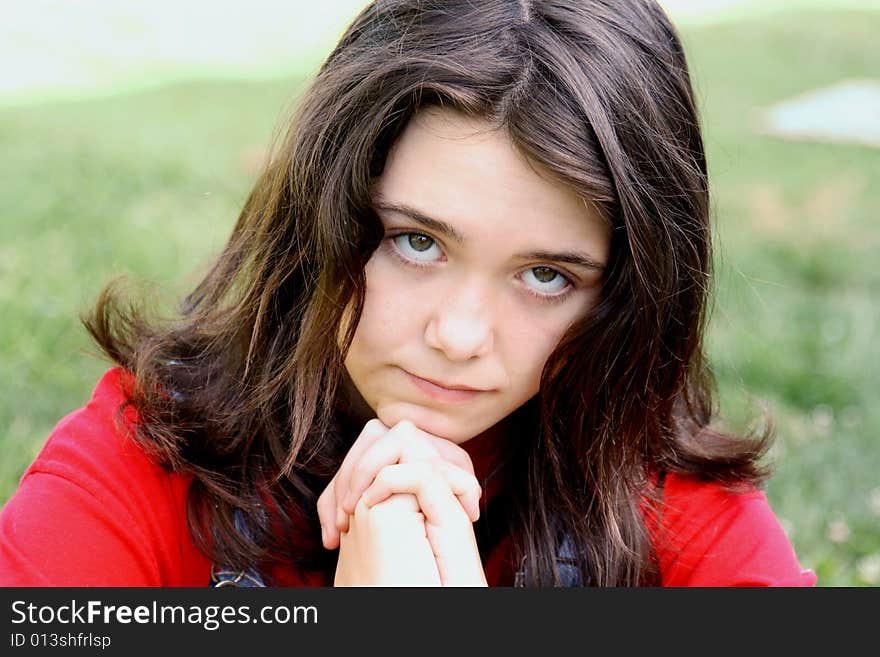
[84,0,770,586]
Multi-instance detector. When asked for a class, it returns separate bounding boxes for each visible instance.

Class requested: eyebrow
[374,201,607,271]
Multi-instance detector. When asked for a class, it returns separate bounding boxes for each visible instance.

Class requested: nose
[424,282,494,361]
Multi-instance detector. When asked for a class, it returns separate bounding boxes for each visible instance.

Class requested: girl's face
[342,108,610,443]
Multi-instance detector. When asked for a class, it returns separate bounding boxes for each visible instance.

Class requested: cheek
[352,258,426,349]
[363,266,401,333]
[504,315,578,393]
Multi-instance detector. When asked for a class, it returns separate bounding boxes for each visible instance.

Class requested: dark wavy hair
[84,0,771,586]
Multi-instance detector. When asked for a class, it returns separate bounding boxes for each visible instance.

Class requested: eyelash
[384,232,577,305]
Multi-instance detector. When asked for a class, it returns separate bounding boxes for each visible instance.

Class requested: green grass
[0,77,307,500]
[687,10,880,586]
[1,9,878,586]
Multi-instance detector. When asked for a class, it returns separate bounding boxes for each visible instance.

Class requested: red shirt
[0,368,816,587]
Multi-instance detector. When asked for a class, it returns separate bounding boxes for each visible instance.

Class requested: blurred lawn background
[1,1,878,586]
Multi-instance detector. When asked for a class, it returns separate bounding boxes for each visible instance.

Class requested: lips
[403,370,489,403]
[412,374,486,392]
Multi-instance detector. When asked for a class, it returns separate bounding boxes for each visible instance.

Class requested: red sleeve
[0,368,211,586]
[650,473,817,587]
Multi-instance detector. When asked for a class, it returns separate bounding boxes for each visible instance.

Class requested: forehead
[373,108,610,257]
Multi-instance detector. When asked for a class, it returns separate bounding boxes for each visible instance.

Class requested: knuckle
[394,426,426,453]
[350,458,369,482]
[316,487,330,507]
[386,421,408,439]
[389,429,409,450]
[424,470,446,493]
[317,484,336,509]
[432,458,454,478]
[364,418,386,435]
[352,496,371,520]
[394,419,417,432]
[401,432,419,449]
[374,466,394,486]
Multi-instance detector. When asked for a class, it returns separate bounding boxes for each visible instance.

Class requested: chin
[374,401,486,444]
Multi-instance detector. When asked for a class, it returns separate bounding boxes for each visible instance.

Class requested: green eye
[390,233,442,264]
[521,266,570,296]
[532,267,558,283]
[408,234,434,252]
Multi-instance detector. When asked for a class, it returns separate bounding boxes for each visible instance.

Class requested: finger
[343,421,439,513]
[317,476,353,547]
[318,474,360,548]
[361,462,478,529]
[356,491,421,516]
[337,506,350,537]
[385,459,482,522]
[439,460,482,522]
[333,418,389,531]
[316,476,340,549]
[429,436,476,476]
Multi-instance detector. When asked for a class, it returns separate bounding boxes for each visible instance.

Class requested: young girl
[0,0,816,587]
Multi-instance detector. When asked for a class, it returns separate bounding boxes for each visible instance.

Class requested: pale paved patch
[0,0,371,105]
[2,0,877,106]
[758,79,880,148]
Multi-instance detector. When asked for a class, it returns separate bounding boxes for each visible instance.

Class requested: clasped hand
[316,419,487,586]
